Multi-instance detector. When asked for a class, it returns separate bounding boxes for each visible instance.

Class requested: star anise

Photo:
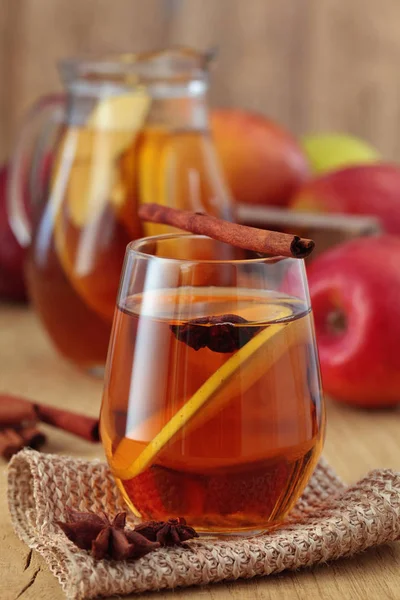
[134,517,199,547]
[57,508,159,561]
[171,314,260,353]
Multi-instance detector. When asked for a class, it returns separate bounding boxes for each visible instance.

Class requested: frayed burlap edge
[7,449,400,600]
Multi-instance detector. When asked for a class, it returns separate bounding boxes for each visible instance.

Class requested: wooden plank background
[2,0,400,163]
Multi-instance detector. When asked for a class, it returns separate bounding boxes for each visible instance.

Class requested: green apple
[302,133,379,174]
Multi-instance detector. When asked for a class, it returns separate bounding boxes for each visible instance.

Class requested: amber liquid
[27,126,233,371]
[101,288,325,533]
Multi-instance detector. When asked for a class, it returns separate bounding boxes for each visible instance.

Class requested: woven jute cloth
[7,449,400,600]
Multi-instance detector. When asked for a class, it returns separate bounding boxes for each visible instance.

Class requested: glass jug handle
[7,94,66,247]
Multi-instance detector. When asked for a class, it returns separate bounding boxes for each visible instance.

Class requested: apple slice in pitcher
[51,93,150,321]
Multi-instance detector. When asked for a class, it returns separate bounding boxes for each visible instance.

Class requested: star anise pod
[134,517,199,547]
[57,508,159,560]
[171,314,260,353]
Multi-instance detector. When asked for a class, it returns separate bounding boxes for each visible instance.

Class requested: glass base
[196,521,283,539]
[198,528,267,539]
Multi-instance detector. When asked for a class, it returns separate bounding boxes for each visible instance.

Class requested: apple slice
[50,93,150,320]
[87,90,150,132]
[49,91,149,228]
[56,91,150,229]
[113,305,305,481]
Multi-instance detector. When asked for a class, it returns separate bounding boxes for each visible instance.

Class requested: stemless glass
[100,234,325,534]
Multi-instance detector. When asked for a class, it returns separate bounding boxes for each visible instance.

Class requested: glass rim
[58,47,214,85]
[126,233,301,265]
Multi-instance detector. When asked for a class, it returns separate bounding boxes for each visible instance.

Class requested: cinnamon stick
[0,428,25,460]
[0,395,36,426]
[35,404,99,443]
[138,204,315,258]
[19,426,47,451]
[0,426,47,460]
[0,394,100,443]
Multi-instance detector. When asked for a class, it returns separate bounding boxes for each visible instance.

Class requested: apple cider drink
[100,235,325,533]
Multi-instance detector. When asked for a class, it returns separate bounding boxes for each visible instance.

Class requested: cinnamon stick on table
[35,404,99,443]
[0,396,36,426]
[0,427,46,460]
[0,394,100,443]
[138,204,315,259]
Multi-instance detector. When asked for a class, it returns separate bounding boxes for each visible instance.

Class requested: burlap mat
[7,449,400,600]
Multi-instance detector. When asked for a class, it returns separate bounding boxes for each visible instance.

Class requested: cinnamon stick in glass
[138,204,315,258]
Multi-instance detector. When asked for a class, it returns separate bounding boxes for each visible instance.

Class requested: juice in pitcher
[10,49,234,372]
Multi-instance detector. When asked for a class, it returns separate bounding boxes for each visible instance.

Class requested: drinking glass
[100,233,325,534]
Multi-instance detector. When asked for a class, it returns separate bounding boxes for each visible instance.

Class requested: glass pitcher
[8,48,235,375]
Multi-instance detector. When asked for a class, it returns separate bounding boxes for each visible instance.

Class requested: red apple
[308,235,400,407]
[211,109,310,206]
[0,163,27,301]
[290,164,400,234]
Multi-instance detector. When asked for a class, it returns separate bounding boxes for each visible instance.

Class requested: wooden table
[1,304,399,600]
